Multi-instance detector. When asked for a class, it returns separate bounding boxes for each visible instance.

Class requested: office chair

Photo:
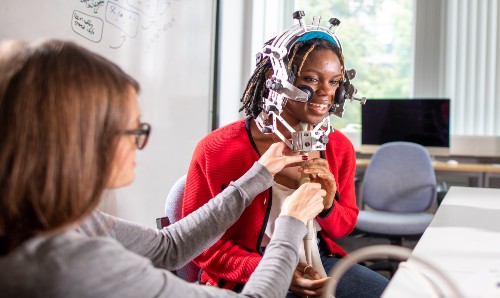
[157,174,200,282]
[355,142,437,277]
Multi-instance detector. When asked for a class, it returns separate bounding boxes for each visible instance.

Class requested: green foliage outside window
[296,0,413,130]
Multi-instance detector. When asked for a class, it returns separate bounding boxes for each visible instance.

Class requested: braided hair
[240,37,344,118]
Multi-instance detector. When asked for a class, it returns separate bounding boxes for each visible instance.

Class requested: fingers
[290,264,331,297]
[258,142,304,175]
[299,158,336,210]
[294,276,330,289]
[280,183,326,224]
[264,142,286,157]
[296,183,327,201]
[302,264,322,280]
[301,158,334,179]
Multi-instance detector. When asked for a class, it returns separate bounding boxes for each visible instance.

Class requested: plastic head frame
[255,11,366,153]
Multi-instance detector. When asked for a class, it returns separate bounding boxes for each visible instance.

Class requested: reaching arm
[106,142,304,271]
[81,162,270,270]
[71,212,309,298]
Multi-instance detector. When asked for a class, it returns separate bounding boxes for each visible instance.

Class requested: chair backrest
[361,141,436,212]
[164,174,200,282]
[165,174,187,224]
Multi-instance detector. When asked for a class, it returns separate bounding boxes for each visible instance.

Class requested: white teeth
[309,103,328,109]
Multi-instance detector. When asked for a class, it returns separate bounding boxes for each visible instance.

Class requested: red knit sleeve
[181,121,263,285]
[317,130,359,238]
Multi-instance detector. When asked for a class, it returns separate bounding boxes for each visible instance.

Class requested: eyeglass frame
[123,122,151,150]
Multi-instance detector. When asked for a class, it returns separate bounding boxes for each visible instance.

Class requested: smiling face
[281,49,343,128]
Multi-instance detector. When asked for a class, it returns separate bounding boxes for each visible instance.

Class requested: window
[218,0,500,156]
[294,0,414,130]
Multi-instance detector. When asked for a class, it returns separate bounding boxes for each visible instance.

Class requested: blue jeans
[286,241,388,298]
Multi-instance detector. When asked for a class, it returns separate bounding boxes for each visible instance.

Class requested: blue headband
[296,31,337,46]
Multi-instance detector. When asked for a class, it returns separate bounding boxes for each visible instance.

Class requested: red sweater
[182,117,359,289]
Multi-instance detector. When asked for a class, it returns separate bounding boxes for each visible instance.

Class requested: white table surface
[382,186,500,298]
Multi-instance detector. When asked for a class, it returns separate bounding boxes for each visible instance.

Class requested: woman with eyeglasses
[0,39,327,298]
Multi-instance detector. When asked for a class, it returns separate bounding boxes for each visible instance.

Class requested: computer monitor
[361,98,450,156]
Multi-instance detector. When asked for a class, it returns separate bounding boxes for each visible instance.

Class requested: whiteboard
[0,0,215,227]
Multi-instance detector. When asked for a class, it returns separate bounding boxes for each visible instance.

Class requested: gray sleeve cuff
[231,162,273,200]
[273,215,307,244]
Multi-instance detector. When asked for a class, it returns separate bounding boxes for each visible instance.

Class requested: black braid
[240,38,344,118]
[239,56,271,117]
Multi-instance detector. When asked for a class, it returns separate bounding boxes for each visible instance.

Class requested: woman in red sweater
[182,16,388,298]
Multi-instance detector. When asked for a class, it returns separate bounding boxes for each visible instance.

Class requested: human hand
[258,142,304,176]
[290,262,331,297]
[279,183,325,225]
[299,158,336,210]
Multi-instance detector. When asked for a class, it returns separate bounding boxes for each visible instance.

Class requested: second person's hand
[280,182,326,225]
[258,142,304,176]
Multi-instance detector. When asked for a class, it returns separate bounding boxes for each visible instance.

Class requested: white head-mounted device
[255,11,366,153]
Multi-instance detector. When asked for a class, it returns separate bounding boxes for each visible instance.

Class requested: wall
[0,0,216,227]
[216,0,297,128]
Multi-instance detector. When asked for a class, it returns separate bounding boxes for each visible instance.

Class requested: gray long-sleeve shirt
[0,163,307,297]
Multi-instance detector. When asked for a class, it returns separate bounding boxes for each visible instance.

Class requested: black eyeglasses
[123,122,151,150]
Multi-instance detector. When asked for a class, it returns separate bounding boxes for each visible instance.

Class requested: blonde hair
[0,39,140,254]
